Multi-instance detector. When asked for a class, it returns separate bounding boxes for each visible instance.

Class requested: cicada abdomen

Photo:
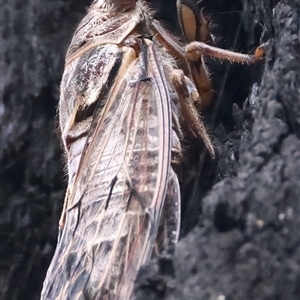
[41,1,265,299]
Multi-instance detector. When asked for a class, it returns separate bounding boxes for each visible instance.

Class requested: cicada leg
[185,41,267,65]
[169,68,215,158]
[168,41,267,157]
[185,41,267,109]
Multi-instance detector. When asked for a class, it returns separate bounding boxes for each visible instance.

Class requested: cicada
[41,0,265,299]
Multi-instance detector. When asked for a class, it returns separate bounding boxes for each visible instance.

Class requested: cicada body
[41,1,265,299]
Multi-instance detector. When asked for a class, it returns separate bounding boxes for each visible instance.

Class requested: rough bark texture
[1,0,299,300]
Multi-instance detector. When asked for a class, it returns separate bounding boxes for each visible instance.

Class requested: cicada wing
[155,169,181,257]
[42,42,176,300]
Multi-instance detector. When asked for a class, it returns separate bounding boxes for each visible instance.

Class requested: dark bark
[1,1,90,299]
[1,0,299,300]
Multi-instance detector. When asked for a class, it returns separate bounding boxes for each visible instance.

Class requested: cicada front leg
[185,40,267,109]
[185,41,266,65]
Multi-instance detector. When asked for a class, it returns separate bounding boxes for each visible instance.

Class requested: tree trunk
[1,0,299,299]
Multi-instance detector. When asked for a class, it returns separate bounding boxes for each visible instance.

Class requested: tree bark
[1,0,299,299]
